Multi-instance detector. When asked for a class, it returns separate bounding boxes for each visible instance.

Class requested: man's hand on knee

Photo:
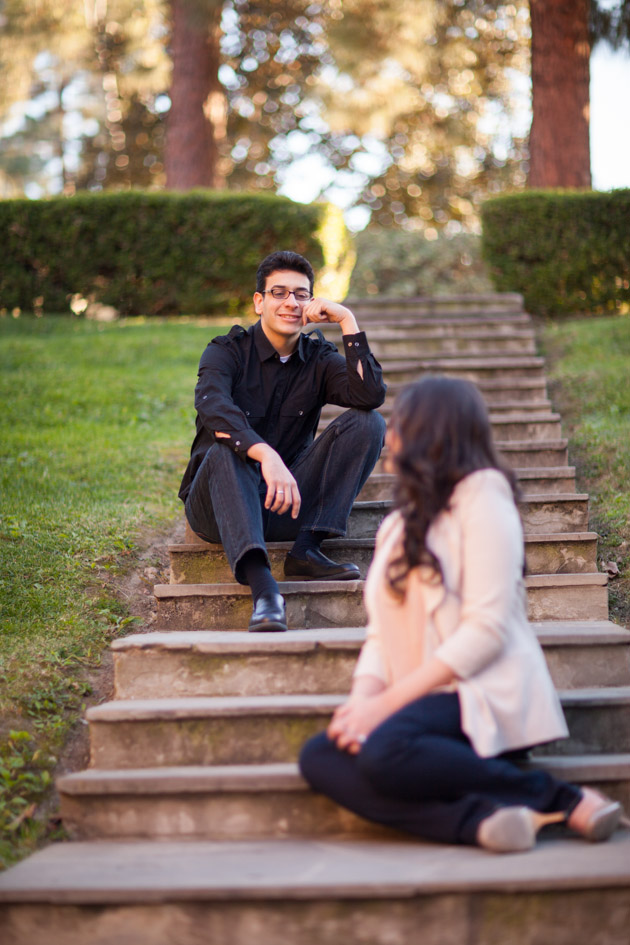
[247,443,301,519]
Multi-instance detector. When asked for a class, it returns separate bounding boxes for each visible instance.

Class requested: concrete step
[381,376,550,409]
[153,579,367,631]
[57,753,630,842]
[538,686,630,756]
[335,328,537,348]
[495,439,569,468]
[380,355,546,384]
[175,536,377,582]
[154,569,607,630]
[322,319,534,338]
[343,494,587,540]
[112,622,630,701]
[372,440,570,475]
[356,395,553,416]
[366,333,537,357]
[519,494,590,535]
[4,833,630,945]
[524,532,598,574]
[455,376,550,405]
[525,573,608,622]
[320,410,563,442]
[346,291,525,315]
[355,471,584,503]
[84,687,630,769]
[170,530,598,584]
[515,467,577,494]
[344,494,590,539]
[355,469,577,503]
[482,399,553,414]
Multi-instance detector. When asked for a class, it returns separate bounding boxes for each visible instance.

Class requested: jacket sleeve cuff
[433,621,504,680]
[341,331,370,360]
[217,428,265,458]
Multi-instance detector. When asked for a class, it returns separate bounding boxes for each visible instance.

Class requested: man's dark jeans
[184,408,386,582]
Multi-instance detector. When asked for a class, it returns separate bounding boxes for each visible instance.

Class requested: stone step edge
[351,495,589,508]
[353,327,537,339]
[5,832,630,906]
[85,686,630,722]
[516,466,576,479]
[379,356,545,368]
[417,377,547,391]
[346,313,531,324]
[323,410,563,425]
[351,313,531,325]
[58,755,630,797]
[497,438,568,451]
[169,530,598,556]
[153,572,607,600]
[346,290,524,301]
[112,620,630,654]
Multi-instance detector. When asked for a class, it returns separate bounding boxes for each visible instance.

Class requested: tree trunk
[165,0,226,190]
[528,0,592,188]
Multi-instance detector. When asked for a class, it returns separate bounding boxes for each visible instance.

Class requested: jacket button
[236,441,241,446]
[299,410,303,416]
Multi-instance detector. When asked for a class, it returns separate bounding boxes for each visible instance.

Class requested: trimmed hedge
[481,190,630,317]
[0,191,354,316]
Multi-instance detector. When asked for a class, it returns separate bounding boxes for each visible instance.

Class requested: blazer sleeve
[318,331,386,409]
[433,473,525,680]
[353,631,388,683]
[194,341,266,460]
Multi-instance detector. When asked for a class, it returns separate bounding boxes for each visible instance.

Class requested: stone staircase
[2,294,630,944]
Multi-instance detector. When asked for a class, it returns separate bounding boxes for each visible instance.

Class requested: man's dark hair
[256,251,315,294]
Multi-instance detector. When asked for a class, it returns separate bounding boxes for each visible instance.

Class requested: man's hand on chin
[302,298,359,336]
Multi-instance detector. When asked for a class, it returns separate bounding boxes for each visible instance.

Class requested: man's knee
[337,408,386,443]
[204,442,242,476]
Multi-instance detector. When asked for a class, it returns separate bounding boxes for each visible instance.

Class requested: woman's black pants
[299,692,581,845]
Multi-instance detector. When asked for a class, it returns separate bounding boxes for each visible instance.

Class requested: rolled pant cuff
[299,524,346,538]
[233,542,270,585]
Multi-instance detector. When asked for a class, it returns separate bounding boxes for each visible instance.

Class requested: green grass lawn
[541,314,630,626]
[0,314,229,866]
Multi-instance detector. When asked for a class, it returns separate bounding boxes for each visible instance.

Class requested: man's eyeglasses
[262,287,313,301]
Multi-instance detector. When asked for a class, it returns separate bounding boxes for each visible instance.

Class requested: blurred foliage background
[0,0,531,234]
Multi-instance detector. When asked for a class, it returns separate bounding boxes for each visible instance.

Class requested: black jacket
[179,319,386,501]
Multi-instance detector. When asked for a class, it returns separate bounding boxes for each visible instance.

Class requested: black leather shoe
[248,592,287,632]
[284,549,361,581]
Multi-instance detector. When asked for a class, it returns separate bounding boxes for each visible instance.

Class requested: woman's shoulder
[452,468,513,504]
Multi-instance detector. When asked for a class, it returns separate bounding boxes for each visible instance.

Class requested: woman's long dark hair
[386,375,521,599]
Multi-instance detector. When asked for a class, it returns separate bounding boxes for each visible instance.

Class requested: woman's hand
[328,657,457,754]
[327,692,392,754]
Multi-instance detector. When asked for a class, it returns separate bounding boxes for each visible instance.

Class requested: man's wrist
[247,442,274,462]
[339,313,360,335]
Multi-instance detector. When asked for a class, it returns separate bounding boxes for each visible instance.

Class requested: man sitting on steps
[179,250,387,633]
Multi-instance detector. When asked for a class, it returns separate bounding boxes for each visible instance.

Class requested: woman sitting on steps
[299,375,626,853]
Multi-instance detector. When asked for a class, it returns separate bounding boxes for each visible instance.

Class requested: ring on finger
[357,734,367,745]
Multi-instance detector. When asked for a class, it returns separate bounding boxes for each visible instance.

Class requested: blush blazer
[354,468,569,758]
